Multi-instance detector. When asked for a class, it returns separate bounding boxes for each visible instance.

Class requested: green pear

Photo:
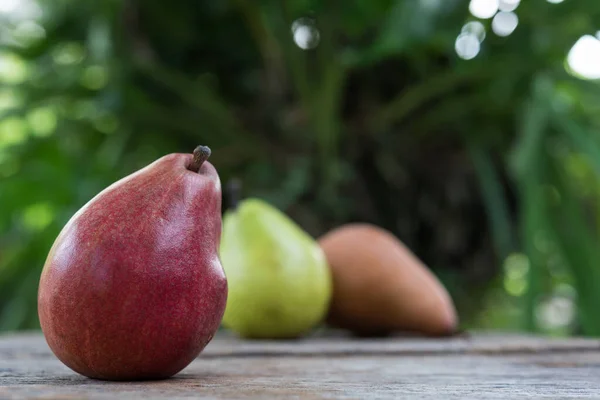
[220,198,332,339]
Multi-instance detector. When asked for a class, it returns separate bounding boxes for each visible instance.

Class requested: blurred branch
[369,69,477,133]
[371,61,535,134]
[121,0,157,63]
[133,61,248,142]
[230,0,286,100]
[409,93,481,134]
[312,5,346,182]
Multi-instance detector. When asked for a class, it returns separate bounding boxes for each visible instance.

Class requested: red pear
[38,146,227,381]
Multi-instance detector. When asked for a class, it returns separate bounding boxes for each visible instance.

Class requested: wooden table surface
[2,330,600,399]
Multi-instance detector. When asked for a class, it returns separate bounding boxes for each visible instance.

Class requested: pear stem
[189,145,211,172]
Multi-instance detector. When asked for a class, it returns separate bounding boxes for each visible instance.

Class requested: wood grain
[2,331,600,399]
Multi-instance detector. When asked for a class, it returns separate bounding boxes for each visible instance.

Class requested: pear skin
[38,146,227,381]
[319,223,457,337]
[220,199,332,339]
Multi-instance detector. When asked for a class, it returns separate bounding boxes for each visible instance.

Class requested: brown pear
[318,223,457,337]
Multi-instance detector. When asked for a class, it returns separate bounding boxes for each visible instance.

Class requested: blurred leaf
[468,143,515,260]
[549,156,600,335]
[512,75,554,332]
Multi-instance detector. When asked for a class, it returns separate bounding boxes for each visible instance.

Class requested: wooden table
[2,330,600,399]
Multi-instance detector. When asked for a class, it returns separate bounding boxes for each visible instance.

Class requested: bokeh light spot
[27,107,57,137]
[469,0,499,19]
[80,66,108,90]
[0,89,22,111]
[0,0,20,14]
[52,42,86,65]
[498,0,520,12]
[504,253,530,279]
[536,293,575,330]
[21,203,55,232]
[567,35,600,80]
[13,21,46,45]
[504,277,528,296]
[292,18,320,50]
[0,52,29,83]
[455,33,481,60]
[503,253,530,297]
[462,21,486,42]
[492,11,519,37]
[0,117,28,148]
[0,0,42,21]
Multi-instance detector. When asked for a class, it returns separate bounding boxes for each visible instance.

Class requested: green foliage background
[1,0,600,335]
